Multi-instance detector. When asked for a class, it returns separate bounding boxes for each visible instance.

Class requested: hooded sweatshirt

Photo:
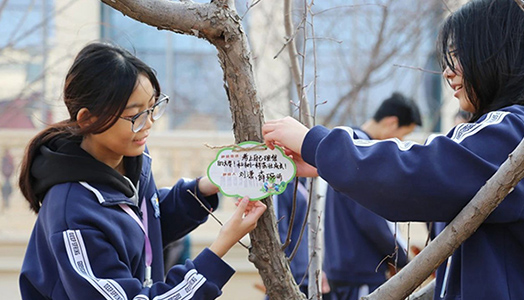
[19,137,234,300]
[302,105,524,300]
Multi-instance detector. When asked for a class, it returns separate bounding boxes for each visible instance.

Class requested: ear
[380,116,399,130]
[76,108,97,129]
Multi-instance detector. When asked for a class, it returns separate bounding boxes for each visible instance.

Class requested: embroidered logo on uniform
[451,111,510,143]
[150,193,160,218]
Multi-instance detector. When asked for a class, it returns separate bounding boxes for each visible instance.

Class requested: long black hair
[437,0,524,122]
[19,42,160,213]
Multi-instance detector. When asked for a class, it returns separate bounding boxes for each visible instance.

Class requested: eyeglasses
[445,49,458,70]
[119,93,169,133]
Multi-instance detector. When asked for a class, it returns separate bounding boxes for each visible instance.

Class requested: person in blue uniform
[262,0,524,299]
[18,42,266,300]
[324,92,419,300]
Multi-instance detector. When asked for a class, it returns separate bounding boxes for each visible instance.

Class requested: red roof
[0,97,35,129]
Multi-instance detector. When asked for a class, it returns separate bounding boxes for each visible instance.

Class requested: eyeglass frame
[445,48,459,70]
[119,93,170,133]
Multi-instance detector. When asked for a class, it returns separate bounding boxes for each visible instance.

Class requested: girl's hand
[209,197,266,257]
[282,148,318,178]
[197,176,219,197]
[262,116,309,154]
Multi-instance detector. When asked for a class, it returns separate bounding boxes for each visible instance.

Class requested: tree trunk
[100,0,304,299]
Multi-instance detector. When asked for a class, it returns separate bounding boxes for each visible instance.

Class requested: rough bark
[100,0,304,299]
[362,137,524,300]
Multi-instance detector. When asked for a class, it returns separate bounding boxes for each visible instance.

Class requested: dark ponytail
[19,122,76,213]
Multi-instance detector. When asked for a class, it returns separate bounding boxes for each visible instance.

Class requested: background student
[323,92,420,300]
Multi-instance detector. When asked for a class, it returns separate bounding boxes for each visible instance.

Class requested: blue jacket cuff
[301,125,330,168]
[193,248,235,290]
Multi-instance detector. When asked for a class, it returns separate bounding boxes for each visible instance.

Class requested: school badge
[150,193,160,218]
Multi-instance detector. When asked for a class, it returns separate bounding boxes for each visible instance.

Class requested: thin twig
[186,189,249,249]
[425,222,433,247]
[240,0,263,20]
[276,215,285,224]
[204,142,267,152]
[393,64,442,75]
[281,177,300,251]
[407,222,411,266]
[296,206,320,285]
[297,244,315,287]
[440,0,452,13]
[312,4,385,17]
[288,179,312,261]
[274,17,307,60]
[297,208,322,287]
[5,0,36,48]
[1,0,80,52]
[374,221,403,275]
[305,36,343,43]
[0,0,10,20]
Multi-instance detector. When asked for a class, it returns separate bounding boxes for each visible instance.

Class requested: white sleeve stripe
[334,126,355,137]
[335,126,418,151]
[63,230,128,300]
[153,269,206,300]
[337,111,510,150]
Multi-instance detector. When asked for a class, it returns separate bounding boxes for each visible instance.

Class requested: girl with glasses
[263,0,524,299]
[18,42,266,300]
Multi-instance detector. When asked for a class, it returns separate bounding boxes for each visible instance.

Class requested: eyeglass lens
[132,97,169,132]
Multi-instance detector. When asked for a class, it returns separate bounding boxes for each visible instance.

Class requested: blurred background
[0,0,465,298]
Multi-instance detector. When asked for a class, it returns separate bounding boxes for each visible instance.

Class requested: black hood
[31,137,142,203]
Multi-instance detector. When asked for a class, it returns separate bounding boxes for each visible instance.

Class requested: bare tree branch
[0,0,11,23]
[284,0,312,127]
[186,189,249,249]
[5,0,36,47]
[1,0,79,52]
[321,0,439,126]
[100,0,222,41]
[241,0,263,19]
[281,178,299,251]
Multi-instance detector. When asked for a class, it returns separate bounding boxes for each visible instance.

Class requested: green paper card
[207,141,297,200]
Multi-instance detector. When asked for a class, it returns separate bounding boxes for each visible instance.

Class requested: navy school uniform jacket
[301,105,524,300]
[324,129,408,287]
[19,138,234,300]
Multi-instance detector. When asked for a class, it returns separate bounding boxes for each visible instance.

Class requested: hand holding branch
[209,197,266,257]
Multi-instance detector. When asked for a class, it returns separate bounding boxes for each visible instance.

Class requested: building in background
[0,0,464,133]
